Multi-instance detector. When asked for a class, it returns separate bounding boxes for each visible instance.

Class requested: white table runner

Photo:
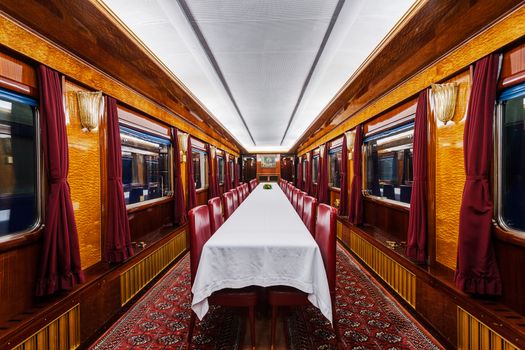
[191,183,333,323]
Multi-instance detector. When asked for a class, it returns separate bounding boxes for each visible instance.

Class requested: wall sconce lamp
[345,130,355,160]
[431,83,458,125]
[178,132,189,162]
[76,91,103,132]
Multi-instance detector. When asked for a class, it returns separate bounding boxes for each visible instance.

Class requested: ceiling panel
[102,0,416,152]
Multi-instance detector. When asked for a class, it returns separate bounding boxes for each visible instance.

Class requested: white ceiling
[101,0,416,152]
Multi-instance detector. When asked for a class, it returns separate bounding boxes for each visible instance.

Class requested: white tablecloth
[191,183,333,323]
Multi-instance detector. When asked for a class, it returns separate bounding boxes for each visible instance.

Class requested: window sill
[493,222,525,248]
[196,187,208,194]
[0,225,43,253]
[126,196,173,214]
[363,194,410,212]
[329,187,341,192]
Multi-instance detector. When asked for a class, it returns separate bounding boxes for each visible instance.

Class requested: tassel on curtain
[187,136,197,210]
[36,65,85,296]
[406,90,428,263]
[348,125,363,225]
[455,54,502,295]
[338,133,348,216]
[172,128,187,225]
[104,96,134,263]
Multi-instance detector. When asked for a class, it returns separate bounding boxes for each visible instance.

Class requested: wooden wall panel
[434,71,471,270]
[65,83,102,269]
[363,197,409,242]
[500,41,525,88]
[0,243,38,323]
[257,154,281,179]
[0,51,36,96]
[196,190,208,207]
[128,200,173,243]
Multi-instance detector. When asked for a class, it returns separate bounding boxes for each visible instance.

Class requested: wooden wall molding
[297,2,525,156]
[0,13,240,157]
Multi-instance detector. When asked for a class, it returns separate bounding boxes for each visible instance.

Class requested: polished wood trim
[118,105,171,138]
[500,40,525,88]
[364,100,417,135]
[126,196,174,215]
[297,2,525,155]
[0,228,42,253]
[494,224,525,248]
[364,195,410,213]
[0,51,37,96]
[0,13,240,156]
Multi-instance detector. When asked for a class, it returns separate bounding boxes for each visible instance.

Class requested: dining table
[191,182,333,323]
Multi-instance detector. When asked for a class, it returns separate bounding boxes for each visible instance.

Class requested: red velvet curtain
[206,144,216,198]
[187,136,197,210]
[36,65,85,296]
[214,152,220,196]
[317,143,329,204]
[234,156,240,187]
[172,128,187,225]
[224,153,232,192]
[348,125,363,225]
[406,90,428,263]
[339,133,348,216]
[455,54,502,295]
[297,156,303,190]
[104,97,134,264]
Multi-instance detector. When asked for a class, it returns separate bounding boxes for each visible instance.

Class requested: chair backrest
[243,183,249,198]
[236,185,244,202]
[315,204,337,301]
[223,191,235,219]
[291,188,299,209]
[286,183,293,200]
[302,195,317,235]
[296,191,305,218]
[249,179,257,192]
[188,205,212,285]
[208,197,224,234]
[231,189,239,209]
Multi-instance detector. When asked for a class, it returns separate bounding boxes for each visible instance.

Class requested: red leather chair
[267,204,337,347]
[249,179,257,192]
[236,185,244,202]
[243,183,249,198]
[291,188,299,209]
[208,197,224,234]
[302,196,317,236]
[296,191,306,218]
[188,205,258,347]
[231,189,239,210]
[286,183,293,200]
[223,191,235,219]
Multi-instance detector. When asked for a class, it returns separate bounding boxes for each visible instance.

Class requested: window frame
[312,155,319,184]
[0,88,42,244]
[328,145,342,189]
[495,84,525,238]
[191,146,208,191]
[217,155,225,185]
[362,120,414,208]
[120,124,173,210]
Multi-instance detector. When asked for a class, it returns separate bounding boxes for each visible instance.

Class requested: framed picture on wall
[258,154,278,168]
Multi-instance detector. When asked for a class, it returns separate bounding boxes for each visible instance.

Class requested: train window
[192,148,208,190]
[120,125,171,206]
[497,85,525,233]
[0,89,39,237]
[364,122,414,204]
[312,155,319,183]
[217,156,224,184]
[328,146,342,188]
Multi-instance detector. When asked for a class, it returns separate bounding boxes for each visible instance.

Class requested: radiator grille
[457,307,520,350]
[12,304,80,350]
[350,230,416,307]
[120,231,187,305]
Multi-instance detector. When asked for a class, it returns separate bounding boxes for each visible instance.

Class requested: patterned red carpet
[90,246,441,349]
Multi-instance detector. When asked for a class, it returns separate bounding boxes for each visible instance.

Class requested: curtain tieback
[466,175,487,181]
[50,178,67,184]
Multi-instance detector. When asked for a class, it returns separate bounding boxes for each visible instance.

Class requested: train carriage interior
[1,0,525,349]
